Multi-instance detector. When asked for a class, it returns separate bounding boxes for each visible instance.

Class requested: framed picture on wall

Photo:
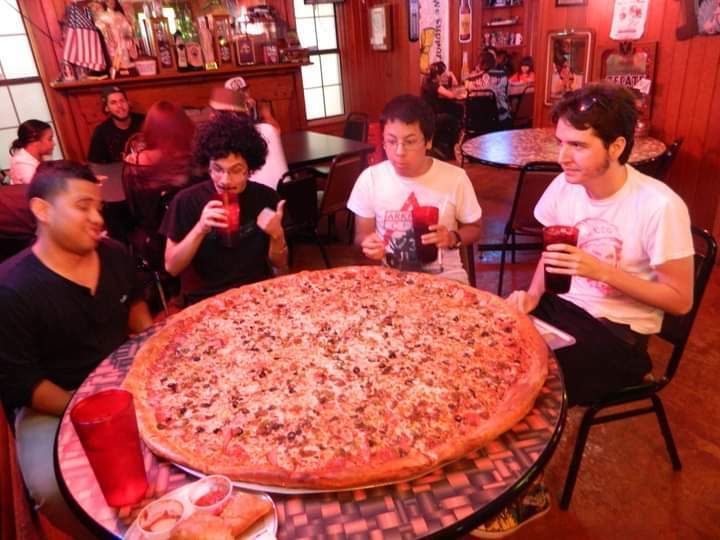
[556,0,587,6]
[369,4,392,51]
[545,29,594,105]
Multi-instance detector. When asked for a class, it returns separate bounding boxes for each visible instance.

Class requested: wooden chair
[312,112,370,177]
[475,161,561,295]
[634,137,683,183]
[560,226,717,509]
[318,152,366,243]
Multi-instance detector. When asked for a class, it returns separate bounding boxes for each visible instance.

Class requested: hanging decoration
[610,0,650,41]
[419,0,449,68]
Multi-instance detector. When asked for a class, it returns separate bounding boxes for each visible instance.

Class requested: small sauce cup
[137,498,185,539]
[188,475,233,515]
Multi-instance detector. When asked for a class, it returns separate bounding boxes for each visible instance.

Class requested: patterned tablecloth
[461,128,667,169]
[56,327,566,539]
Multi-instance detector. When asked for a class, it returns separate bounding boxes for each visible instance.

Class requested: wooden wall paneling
[531,0,720,235]
[336,0,420,122]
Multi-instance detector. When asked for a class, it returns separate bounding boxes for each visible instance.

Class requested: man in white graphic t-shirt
[507,82,694,406]
[347,95,483,283]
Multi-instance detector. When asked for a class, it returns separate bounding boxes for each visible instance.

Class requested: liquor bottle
[461,51,470,82]
[198,16,218,70]
[153,20,174,69]
[185,22,204,71]
[174,30,189,71]
[215,19,233,65]
[459,0,472,43]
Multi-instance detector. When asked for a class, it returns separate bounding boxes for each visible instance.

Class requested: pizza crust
[123,267,549,489]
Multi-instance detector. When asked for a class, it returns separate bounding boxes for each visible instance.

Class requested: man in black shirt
[0,160,152,537]
[161,113,287,304]
[87,86,144,163]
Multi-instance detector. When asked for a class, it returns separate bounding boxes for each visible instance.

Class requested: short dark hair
[429,61,446,80]
[193,112,267,172]
[27,160,98,201]
[551,82,637,165]
[101,85,126,105]
[380,95,435,142]
[478,52,496,72]
[10,119,51,156]
[519,56,534,71]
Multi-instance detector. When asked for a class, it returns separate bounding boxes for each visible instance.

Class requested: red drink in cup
[412,206,439,264]
[70,389,148,507]
[542,225,579,294]
[221,192,240,247]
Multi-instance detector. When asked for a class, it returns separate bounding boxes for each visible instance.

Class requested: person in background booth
[348,95,482,284]
[8,120,55,185]
[160,113,288,305]
[0,160,152,538]
[509,55,535,95]
[466,52,512,128]
[421,61,464,122]
[224,75,281,131]
[88,86,144,163]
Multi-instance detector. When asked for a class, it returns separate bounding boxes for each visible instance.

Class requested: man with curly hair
[159,114,287,305]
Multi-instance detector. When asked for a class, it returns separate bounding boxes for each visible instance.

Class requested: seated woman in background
[509,56,535,95]
[122,101,198,268]
[8,120,55,185]
[421,61,464,121]
[466,52,512,128]
[123,100,196,186]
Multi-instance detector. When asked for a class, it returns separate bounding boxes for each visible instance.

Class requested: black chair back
[464,90,499,138]
[319,153,366,218]
[428,113,462,162]
[511,85,535,129]
[560,226,716,510]
[657,226,717,382]
[343,112,370,143]
[476,161,561,295]
[277,168,330,267]
[634,137,683,183]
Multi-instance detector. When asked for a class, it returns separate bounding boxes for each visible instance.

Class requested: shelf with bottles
[482,30,524,49]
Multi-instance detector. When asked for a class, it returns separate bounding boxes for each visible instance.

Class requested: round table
[55,327,566,539]
[461,127,667,169]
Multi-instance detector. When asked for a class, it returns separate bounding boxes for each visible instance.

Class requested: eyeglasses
[383,138,425,152]
[209,162,248,178]
[576,94,610,113]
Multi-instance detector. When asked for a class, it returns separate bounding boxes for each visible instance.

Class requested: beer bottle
[459,0,472,44]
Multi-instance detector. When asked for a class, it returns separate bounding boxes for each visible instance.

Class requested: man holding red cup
[348,95,482,283]
[507,83,694,407]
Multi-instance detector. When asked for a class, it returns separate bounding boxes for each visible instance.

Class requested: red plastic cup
[542,225,579,294]
[70,389,148,507]
[218,192,240,247]
[412,206,439,264]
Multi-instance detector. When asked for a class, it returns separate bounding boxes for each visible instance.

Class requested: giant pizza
[123,266,548,490]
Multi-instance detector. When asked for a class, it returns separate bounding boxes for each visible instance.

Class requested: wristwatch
[450,230,462,250]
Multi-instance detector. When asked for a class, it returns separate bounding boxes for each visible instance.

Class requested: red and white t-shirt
[534,165,694,334]
[348,159,482,283]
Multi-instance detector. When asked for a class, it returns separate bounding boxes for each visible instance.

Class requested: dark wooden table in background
[282,131,375,169]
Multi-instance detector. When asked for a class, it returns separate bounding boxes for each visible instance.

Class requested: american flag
[62,4,105,72]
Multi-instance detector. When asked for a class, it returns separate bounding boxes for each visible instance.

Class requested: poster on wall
[419,0,449,71]
[601,42,657,135]
[610,0,650,41]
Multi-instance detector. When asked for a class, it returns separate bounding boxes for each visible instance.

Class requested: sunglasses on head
[576,94,610,113]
